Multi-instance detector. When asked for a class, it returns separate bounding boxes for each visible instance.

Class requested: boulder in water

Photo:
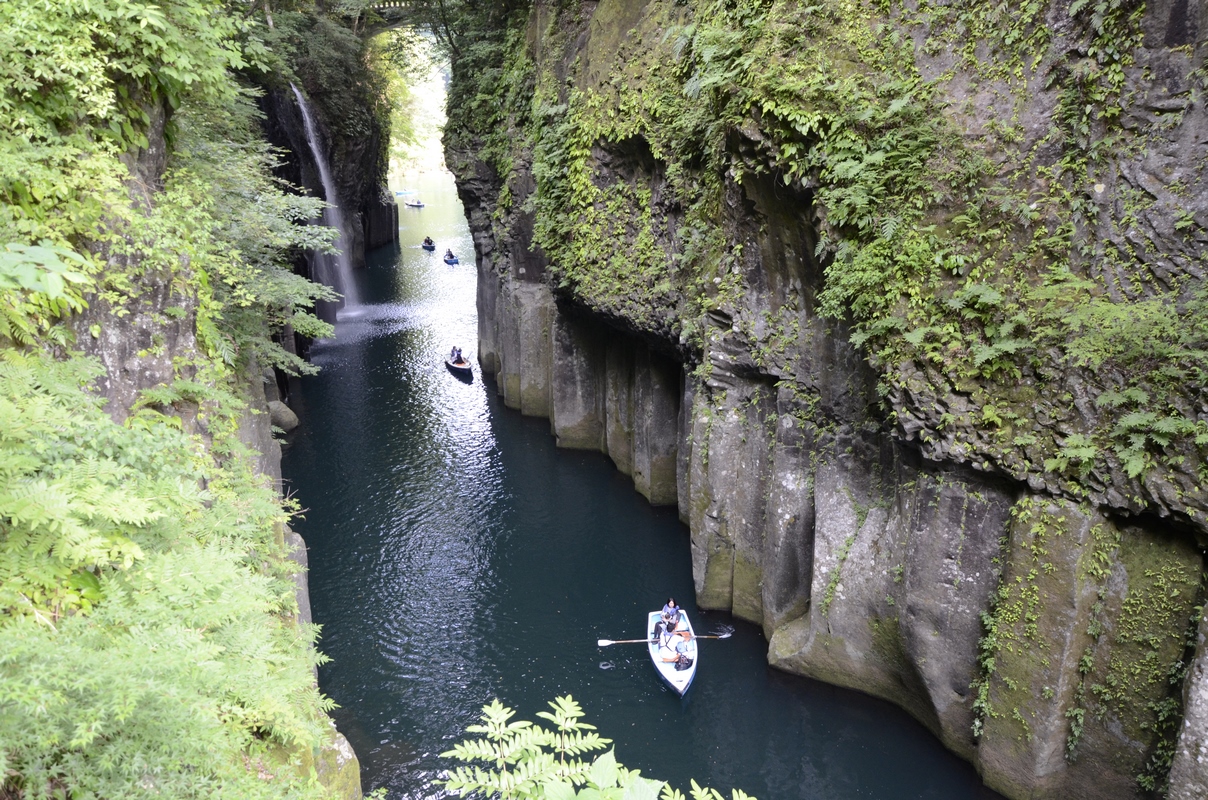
[269,400,299,432]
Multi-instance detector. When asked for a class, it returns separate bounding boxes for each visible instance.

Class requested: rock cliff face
[73,111,363,800]
[74,278,363,798]
[448,0,1208,797]
[260,86,398,293]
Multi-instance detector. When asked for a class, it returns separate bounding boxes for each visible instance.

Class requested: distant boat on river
[403,199,424,208]
[443,253,458,264]
[445,356,472,380]
[422,237,436,251]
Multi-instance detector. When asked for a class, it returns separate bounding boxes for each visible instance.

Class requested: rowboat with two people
[422,236,436,251]
[597,600,730,696]
[446,346,472,379]
[647,609,696,695]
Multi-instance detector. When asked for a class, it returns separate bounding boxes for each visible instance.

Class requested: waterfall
[290,83,358,309]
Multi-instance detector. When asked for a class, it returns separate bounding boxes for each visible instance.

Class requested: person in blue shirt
[658,598,684,646]
[661,598,681,627]
[659,629,694,670]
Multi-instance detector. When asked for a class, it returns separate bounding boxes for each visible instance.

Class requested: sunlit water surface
[282,171,1002,800]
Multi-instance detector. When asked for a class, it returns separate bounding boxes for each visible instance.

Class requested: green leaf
[546,780,579,800]
[589,749,620,789]
[621,777,664,800]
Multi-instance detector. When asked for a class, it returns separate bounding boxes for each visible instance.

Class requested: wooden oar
[596,631,732,647]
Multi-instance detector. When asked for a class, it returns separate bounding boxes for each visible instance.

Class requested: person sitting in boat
[660,598,682,630]
[656,598,685,647]
[660,632,693,670]
[445,249,455,260]
[451,346,462,363]
[673,635,694,670]
[423,236,434,246]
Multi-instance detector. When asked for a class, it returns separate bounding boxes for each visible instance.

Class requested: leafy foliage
[0,0,337,376]
[0,243,91,346]
[446,0,1208,497]
[0,0,360,797]
[165,90,339,374]
[443,697,755,800]
[0,346,335,798]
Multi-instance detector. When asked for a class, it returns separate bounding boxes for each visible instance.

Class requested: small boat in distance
[443,250,458,264]
[647,610,697,696]
[404,200,424,208]
[422,237,436,251]
[445,356,472,379]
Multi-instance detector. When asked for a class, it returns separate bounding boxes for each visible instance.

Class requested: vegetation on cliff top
[444,0,1208,516]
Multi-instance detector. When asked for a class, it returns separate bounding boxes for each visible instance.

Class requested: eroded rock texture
[448,0,1208,797]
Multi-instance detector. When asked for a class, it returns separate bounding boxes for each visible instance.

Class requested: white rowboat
[647,610,697,696]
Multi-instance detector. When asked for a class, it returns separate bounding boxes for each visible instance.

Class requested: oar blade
[597,639,613,647]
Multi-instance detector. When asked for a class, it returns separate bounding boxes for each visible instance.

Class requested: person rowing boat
[647,608,696,694]
[658,629,694,672]
[597,606,733,695]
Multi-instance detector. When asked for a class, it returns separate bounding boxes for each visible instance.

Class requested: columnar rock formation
[448,0,1208,797]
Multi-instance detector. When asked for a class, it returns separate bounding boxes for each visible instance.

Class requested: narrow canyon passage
[282,172,1002,799]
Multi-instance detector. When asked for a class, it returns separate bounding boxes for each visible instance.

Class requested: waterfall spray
[291,83,358,309]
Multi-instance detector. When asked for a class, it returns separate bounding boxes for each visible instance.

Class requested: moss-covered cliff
[443,0,1208,797]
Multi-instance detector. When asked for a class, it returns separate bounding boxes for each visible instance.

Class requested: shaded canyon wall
[71,222,363,800]
[468,176,1207,800]
[260,85,399,325]
[448,0,1208,798]
[65,80,367,800]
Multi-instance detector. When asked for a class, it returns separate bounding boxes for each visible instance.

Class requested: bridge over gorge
[356,2,466,51]
[359,2,416,33]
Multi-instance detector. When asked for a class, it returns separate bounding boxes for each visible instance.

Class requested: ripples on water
[283,172,1003,800]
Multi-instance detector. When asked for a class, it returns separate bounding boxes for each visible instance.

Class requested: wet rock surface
[447,1,1208,797]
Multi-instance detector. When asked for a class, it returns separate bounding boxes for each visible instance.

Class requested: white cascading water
[290,83,358,308]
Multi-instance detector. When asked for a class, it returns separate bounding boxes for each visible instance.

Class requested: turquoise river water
[281,171,1003,800]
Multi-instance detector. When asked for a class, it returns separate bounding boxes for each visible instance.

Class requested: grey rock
[445,1,1208,797]
[269,399,300,432]
[1170,607,1208,800]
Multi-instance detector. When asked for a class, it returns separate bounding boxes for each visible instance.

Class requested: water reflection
[283,171,1001,800]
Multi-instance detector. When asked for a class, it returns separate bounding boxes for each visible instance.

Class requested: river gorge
[4,0,1206,798]
[283,172,1001,799]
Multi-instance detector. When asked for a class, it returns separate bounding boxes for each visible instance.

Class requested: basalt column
[480,268,680,507]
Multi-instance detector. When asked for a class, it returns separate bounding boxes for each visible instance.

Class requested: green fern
[442,696,754,800]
